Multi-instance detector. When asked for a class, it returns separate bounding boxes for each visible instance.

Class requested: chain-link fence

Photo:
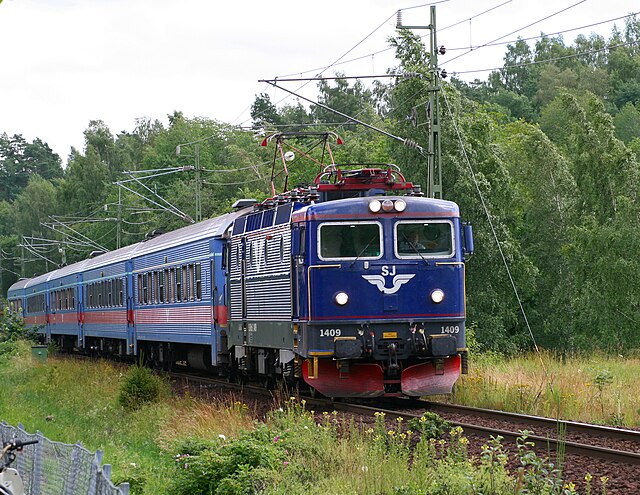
[1,422,129,495]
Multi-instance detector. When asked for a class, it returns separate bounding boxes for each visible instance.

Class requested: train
[7,133,474,398]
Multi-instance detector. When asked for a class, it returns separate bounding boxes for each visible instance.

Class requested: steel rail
[333,401,640,465]
[422,401,640,443]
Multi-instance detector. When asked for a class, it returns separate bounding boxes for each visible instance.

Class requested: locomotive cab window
[318,222,382,260]
[395,221,454,258]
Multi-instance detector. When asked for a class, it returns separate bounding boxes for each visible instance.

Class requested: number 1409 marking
[440,325,460,334]
[320,328,342,337]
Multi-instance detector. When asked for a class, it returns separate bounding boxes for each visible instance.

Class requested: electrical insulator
[439,46,446,55]
[403,138,419,150]
[440,69,448,79]
[396,10,403,28]
[403,71,421,78]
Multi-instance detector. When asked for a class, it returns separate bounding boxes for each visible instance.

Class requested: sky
[0,0,637,162]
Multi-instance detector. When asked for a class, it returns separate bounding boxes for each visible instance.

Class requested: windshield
[318,222,382,260]
[396,221,453,257]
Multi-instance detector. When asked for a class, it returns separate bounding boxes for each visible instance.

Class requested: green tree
[614,102,640,143]
[251,93,284,130]
[499,38,536,97]
[311,75,375,125]
[573,33,607,68]
[12,175,60,276]
[441,95,537,352]
[59,147,110,216]
[542,92,639,221]
[496,121,578,348]
[13,175,59,238]
[279,101,312,131]
[0,134,62,201]
[0,201,14,237]
[563,198,640,350]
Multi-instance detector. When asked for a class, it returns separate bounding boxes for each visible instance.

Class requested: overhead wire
[241,0,593,144]
[446,12,639,51]
[203,177,266,187]
[442,0,588,66]
[273,0,515,79]
[441,87,555,390]
[233,5,406,128]
[455,39,640,75]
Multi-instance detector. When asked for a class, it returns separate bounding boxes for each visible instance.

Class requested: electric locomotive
[7,133,473,398]
[226,158,474,397]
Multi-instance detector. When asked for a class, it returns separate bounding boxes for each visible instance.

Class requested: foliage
[0,313,37,360]
[117,365,168,410]
[454,351,640,426]
[171,427,281,495]
[0,133,62,202]
[407,412,450,439]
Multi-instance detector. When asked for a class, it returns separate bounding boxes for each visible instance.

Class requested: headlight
[394,199,406,212]
[369,200,382,213]
[334,292,349,306]
[381,199,394,212]
[430,289,445,304]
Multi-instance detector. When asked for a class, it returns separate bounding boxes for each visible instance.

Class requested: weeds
[118,365,168,410]
[455,351,640,426]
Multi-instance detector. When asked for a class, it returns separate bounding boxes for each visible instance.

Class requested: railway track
[335,400,640,465]
[167,370,640,466]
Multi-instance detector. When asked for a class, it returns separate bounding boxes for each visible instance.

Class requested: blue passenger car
[7,278,28,318]
[48,262,87,349]
[129,212,241,368]
[23,273,51,336]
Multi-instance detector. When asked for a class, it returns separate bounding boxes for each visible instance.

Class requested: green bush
[407,411,450,439]
[172,430,282,495]
[0,313,37,343]
[117,365,167,410]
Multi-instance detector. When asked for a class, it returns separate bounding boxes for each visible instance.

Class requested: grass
[0,341,616,494]
[0,341,175,492]
[449,350,640,426]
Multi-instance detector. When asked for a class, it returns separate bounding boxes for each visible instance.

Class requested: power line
[442,0,588,66]
[446,12,639,51]
[236,0,587,131]
[261,79,425,154]
[454,39,640,75]
[203,177,266,187]
[273,0,514,80]
[438,0,513,33]
[441,87,554,392]
[234,5,404,128]
[201,161,272,174]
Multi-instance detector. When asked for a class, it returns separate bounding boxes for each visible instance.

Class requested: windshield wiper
[400,233,430,265]
[349,236,378,268]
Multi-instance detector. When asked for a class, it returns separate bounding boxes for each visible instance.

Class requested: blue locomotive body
[288,195,469,397]
[7,161,473,398]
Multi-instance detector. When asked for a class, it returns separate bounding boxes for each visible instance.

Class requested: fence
[0,422,129,495]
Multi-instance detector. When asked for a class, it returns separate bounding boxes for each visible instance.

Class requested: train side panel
[48,272,82,347]
[7,278,28,320]
[132,238,212,346]
[228,204,297,350]
[82,261,129,347]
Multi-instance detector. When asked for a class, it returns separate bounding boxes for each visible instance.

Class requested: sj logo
[362,266,415,295]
